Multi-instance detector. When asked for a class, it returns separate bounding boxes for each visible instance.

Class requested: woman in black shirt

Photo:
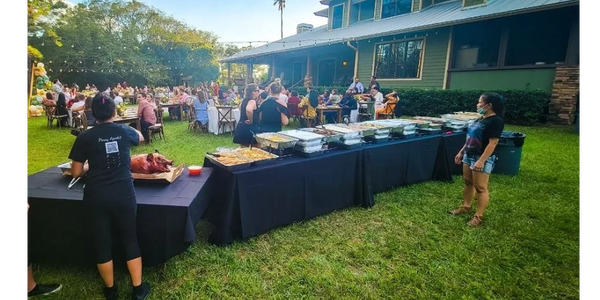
[68,93,151,300]
[449,92,505,227]
[257,83,289,133]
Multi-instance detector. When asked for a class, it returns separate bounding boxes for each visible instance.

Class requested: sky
[68,0,328,46]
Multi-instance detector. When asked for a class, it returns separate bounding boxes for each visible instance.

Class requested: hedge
[286,86,551,126]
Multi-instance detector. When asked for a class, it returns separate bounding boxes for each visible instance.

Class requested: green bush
[285,86,550,125]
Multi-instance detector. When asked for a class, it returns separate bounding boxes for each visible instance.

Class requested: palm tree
[273,0,286,39]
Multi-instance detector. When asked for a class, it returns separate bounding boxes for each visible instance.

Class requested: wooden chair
[300,106,316,128]
[147,108,165,144]
[187,105,208,133]
[287,103,301,124]
[43,104,68,129]
[217,106,236,135]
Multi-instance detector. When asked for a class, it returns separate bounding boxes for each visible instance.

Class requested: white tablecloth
[208,107,240,135]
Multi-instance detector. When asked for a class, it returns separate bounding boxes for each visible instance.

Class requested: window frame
[380,0,414,19]
[371,37,426,81]
[330,3,345,30]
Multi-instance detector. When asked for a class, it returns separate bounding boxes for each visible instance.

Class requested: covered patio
[222,35,357,88]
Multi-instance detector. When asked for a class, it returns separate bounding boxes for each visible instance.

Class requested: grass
[28,113,579,299]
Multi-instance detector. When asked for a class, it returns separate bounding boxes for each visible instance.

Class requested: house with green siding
[222,0,579,93]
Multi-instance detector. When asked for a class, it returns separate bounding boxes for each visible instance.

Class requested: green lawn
[28,114,579,300]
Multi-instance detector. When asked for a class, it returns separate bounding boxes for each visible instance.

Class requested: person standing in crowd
[257,83,289,133]
[233,83,261,147]
[449,92,505,227]
[348,77,364,94]
[68,92,151,300]
[369,76,380,91]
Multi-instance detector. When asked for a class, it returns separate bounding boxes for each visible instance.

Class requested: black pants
[140,119,153,142]
[83,193,141,264]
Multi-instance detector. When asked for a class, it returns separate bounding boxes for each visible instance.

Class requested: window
[505,8,574,66]
[452,19,502,68]
[381,0,412,19]
[350,0,376,24]
[332,4,344,29]
[374,39,424,79]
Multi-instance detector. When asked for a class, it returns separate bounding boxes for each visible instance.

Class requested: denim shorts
[463,153,497,174]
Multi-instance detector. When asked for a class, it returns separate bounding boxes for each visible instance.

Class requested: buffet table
[203,148,373,245]
[362,135,443,194]
[201,132,466,245]
[27,167,214,267]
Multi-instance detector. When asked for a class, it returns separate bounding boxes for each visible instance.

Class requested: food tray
[336,124,375,136]
[234,148,280,166]
[279,130,326,147]
[372,121,404,134]
[255,132,299,150]
[300,128,342,143]
[205,153,252,171]
[360,121,392,135]
[410,119,431,129]
[414,116,445,124]
[322,124,363,140]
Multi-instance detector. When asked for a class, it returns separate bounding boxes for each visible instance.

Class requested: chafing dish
[255,132,298,150]
[299,127,342,143]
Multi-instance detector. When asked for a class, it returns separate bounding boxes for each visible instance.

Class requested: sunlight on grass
[28,115,579,300]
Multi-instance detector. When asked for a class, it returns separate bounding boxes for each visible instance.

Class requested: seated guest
[287,91,302,117]
[43,92,56,106]
[71,94,86,112]
[56,92,69,127]
[136,92,156,141]
[112,91,124,106]
[340,90,358,118]
[192,90,209,126]
[298,90,318,127]
[376,90,399,119]
[83,96,97,127]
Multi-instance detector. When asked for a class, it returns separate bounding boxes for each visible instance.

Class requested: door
[318,59,336,86]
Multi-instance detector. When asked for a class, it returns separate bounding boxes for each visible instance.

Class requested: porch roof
[221,0,578,63]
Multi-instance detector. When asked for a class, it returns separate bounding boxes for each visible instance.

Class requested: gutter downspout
[346,41,359,79]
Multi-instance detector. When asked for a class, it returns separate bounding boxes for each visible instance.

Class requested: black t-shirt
[69,123,140,195]
[257,97,288,133]
[465,115,504,155]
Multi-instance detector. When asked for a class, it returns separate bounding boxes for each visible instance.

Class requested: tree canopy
[28,0,234,88]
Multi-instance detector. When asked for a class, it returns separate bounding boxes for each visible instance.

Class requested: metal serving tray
[322,124,363,140]
[279,130,326,147]
[299,127,342,144]
[255,132,299,150]
[205,153,252,171]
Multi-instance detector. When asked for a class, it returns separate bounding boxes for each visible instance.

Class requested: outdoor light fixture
[343,61,348,66]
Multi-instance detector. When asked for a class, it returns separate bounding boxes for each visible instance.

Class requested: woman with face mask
[449,92,505,227]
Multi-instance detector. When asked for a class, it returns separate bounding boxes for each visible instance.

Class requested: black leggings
[83,195,141,264]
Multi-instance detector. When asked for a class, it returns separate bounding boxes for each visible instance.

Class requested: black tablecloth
[362,135,442,194]
[439,132,467,179]
[203,148,373,245]
[27,167,214,267]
